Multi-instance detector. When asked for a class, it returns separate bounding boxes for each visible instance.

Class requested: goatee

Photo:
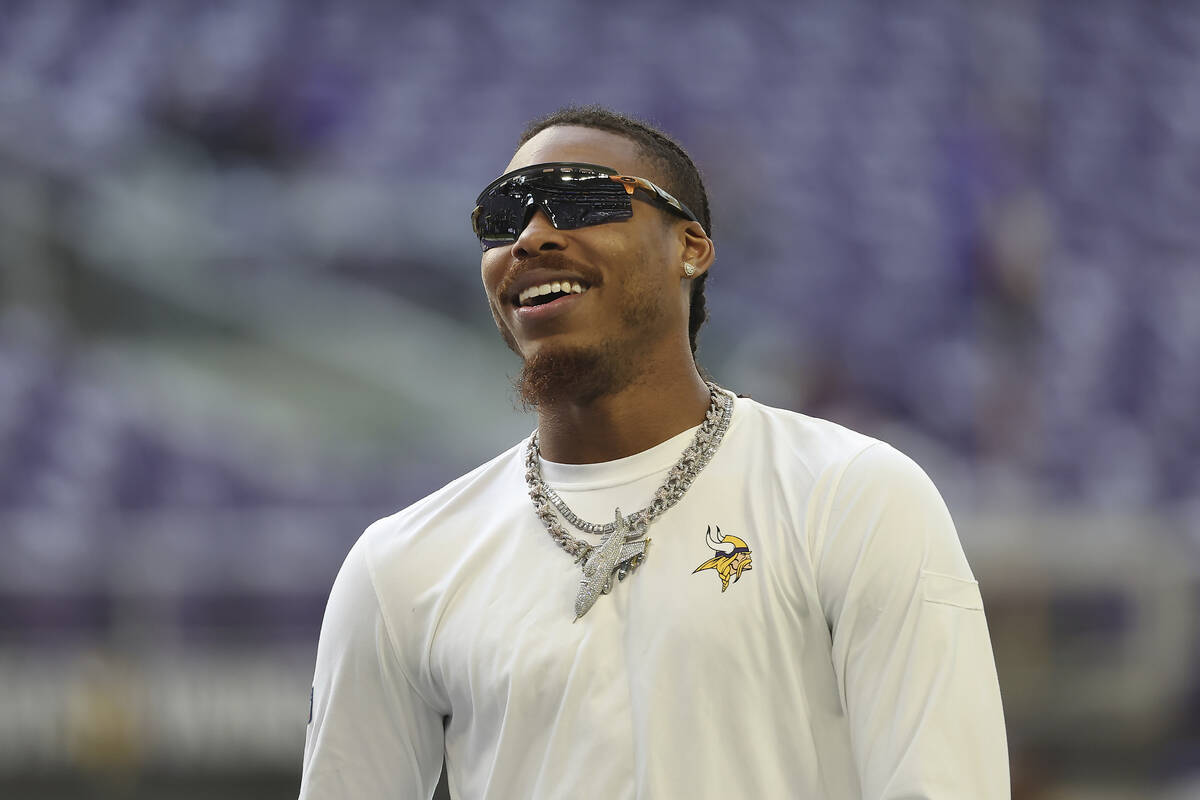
[514,344,634,410]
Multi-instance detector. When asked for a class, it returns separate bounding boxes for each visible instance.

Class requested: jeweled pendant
[573,509,649,621]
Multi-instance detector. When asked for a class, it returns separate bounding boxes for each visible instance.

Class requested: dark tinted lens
[473,192,526,248]
[473,169,634,250]
[542,197,633,230]
[523,173,632,231]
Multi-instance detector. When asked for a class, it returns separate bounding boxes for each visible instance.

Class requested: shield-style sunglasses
[471,162,701,251]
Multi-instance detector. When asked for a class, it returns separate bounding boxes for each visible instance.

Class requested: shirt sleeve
[299,532,445,799]
[814,443,1010,799]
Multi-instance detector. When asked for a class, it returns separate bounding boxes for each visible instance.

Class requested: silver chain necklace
[523,383,734,620]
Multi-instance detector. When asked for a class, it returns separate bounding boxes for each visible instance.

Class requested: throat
[533,376,717,464]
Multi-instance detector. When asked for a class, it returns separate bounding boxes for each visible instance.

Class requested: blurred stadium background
[0,1,1197,798]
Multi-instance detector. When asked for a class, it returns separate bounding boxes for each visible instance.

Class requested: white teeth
[517,280,589,305]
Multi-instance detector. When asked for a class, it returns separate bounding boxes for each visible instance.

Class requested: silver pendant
[574,508,649,621]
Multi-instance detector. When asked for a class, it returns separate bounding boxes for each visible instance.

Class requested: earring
[683,263,697,277]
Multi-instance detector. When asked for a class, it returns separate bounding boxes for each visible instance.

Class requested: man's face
[480,125,694,404]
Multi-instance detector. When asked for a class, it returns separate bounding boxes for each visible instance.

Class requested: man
[299,106,1009,799]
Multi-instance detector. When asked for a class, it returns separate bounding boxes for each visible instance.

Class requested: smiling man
[299,106,1010,799]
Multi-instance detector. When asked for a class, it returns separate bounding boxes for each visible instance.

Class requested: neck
[534,365,711,464]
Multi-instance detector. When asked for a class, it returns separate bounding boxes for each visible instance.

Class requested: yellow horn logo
[693,525,753,592]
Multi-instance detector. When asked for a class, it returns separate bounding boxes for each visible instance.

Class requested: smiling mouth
[515,281,589,307]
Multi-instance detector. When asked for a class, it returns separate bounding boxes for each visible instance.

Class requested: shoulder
[356,438,530,567]
[729,394,885,481]
[730,394,950,548]
[794,424,970,596]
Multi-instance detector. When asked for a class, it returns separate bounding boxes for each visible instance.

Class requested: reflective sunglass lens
[473,167,638,249]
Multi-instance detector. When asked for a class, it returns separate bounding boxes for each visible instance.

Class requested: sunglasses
[471,162,701,251]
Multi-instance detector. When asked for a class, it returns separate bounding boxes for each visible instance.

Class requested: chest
[427,493,827,726]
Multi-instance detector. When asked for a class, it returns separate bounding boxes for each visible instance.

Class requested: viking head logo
[693,525,753,592]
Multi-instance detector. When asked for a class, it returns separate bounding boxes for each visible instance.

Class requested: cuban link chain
[523,383,734,619]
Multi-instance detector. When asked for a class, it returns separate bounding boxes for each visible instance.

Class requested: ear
[679,221,715,277]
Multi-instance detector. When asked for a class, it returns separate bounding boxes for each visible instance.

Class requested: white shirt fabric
[300,394,1009,799]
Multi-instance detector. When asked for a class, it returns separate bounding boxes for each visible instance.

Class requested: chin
[514,341,631,408]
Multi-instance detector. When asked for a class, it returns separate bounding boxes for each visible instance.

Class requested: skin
[480,125,716,464]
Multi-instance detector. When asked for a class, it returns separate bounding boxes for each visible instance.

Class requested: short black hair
[518,106,713,358]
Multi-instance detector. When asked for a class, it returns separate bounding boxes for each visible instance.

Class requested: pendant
[574,508,650,621]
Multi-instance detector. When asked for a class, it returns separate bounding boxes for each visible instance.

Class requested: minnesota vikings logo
[693,525,753,592]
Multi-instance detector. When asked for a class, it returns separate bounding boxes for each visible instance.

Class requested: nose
[511,206,567,258]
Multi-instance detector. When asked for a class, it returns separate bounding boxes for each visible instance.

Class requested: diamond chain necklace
[523,383,734,619]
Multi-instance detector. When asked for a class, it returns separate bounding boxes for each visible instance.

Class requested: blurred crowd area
[0,0,1198,798]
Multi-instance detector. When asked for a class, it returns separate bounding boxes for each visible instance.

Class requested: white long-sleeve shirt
[300,394,1009,798]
